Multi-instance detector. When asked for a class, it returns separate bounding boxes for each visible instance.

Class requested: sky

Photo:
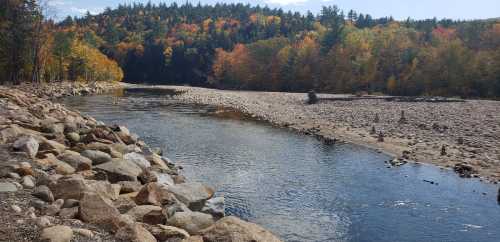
[47,0,500,21]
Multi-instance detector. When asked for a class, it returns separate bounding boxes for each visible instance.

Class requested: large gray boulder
[95,159,142,183]
[80,150,112,165]
[167,211,214,235]
[200,216,283,242]
[13,136,39,158]
[167,182,214,211]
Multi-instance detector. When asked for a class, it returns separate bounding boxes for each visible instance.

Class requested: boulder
[124,152,151,170]
[39,139,66,155]
[143,209,166,225]
[200,216,282,242]
[201,197,225,218]
[0,182,18,192]
[155,172,174,186]
[139,169,158,184]
[147,154,169,170]
[80,150,112,165]
[79,192,120,226]
[32,185,54,203]
[84,180,121,201]
[95,159,142,183]
[115,223,158,242]
[40,225,73,242]
[22,175,35,188]
[85,142,122,158]
[13,136,39,158]
[66,132,80,143]
[125,205,163,223]
[135,182,176,206]
[57,153,92,171]
[168,182,214,211]
[38,154,75,175]
[149,225,190,241]
[49,175,86,200]
[167,211,214,235]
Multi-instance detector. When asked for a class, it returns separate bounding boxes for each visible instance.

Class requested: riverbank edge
[0,82,282,242]
[123,84,500,185]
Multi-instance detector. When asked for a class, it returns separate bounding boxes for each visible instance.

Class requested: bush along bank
[0,86,282,242]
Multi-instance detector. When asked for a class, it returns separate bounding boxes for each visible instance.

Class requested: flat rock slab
[0,182,18,192]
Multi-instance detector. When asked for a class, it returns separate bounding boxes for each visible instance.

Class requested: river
[62,88,500,242]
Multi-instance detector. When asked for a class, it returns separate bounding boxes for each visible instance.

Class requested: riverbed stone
[135,182,177,206]
[32,185,54,202]
[124,152,151,170]
[149,225,190,241]
[58,207,79,219]
[22,175,35,188]
[125,205,163,223]
[79,192,120,226]
[40,225,73,242]
[201,197,225,218]
[84,179,120,201]
[167,211,214,235]
[57,152,92,171]
[118,181,143,193]
[80,149,112,165]
[49,175,86,200]
[115,222,157,242]
[0,182,18,192]
[114,196,137,213]
[13,136,39,158]
[95,159,142,183]
[200,216,282,242]
[167,182,214,211]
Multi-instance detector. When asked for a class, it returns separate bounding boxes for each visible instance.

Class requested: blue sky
[48,0,500,20]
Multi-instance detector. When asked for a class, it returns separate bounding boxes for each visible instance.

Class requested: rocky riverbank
[156,85,500,183]
[0,86,281,242]
[8,81,121,99]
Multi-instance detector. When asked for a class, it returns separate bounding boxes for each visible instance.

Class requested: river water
[62,88,500,242]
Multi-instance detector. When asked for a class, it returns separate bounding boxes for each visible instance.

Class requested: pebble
[11,204,22,213]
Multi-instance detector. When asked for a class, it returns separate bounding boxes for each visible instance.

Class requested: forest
[1,1,500,97]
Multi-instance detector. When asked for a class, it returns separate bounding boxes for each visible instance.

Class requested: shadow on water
[61,88,500,242]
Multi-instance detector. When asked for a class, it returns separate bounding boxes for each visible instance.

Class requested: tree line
[0,0,123,85]
[1,1,499,97]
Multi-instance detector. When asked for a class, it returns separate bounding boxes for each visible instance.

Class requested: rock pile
[0,86,281,242]
[10,81,121,99]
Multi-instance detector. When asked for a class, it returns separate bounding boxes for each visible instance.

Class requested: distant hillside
[2,1,499,97]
